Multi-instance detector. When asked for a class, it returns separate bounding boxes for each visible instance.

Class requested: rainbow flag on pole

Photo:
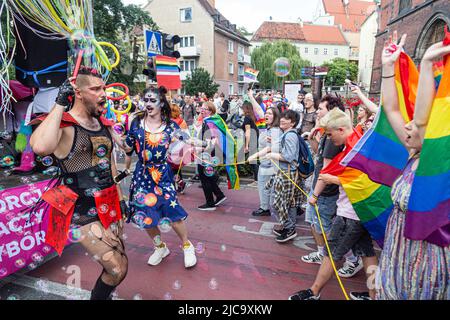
[322,130,393,247]
[155,55,181,89]
[244,67,259,83]
[204,114,240,190]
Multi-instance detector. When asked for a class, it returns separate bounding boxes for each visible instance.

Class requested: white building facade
[358,10,378,91]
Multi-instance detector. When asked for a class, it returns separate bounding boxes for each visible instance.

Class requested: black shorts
[324,216,375,261]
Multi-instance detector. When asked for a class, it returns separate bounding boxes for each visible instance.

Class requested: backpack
[281,131,314,178]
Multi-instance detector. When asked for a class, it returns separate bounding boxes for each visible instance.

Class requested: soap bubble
[209,278,218,290]
[68,225,84,243]
[273,57,291,77]
[172,280,181,290]
[163,292,173,300]
[113,123,125,136]
[195,242,205,254]
[158,217,172,233]
[204,166,215,177]
[133,294,143,300]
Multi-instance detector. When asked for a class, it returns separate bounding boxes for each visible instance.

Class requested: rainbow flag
[204,114,240,190]
[155,55,181,89]
[244,67,259,83]
[406,41,450,247]
[343,52,418,186]
[322,130,393,246]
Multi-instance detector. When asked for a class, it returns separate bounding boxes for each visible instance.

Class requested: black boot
[90,276,116,300]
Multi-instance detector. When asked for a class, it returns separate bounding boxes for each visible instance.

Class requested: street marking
[232,219,316,251]
[0,274,90,300]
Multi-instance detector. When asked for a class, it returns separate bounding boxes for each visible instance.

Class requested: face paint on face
[144,92,161,116]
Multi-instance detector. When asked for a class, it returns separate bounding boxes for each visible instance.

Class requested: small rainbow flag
[155,55,181,89]
[203,114,240,190]
[322,130,393,247]
[244,67,259,83]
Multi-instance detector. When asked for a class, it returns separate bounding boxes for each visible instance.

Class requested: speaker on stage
[14,17,69,88]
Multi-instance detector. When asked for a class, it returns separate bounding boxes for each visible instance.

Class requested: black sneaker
[197,203,216,211]
[350,291,372,300]
[214,195,227,206]
[275,228,297,243]
[288,289,320,300]
[252,208,271,216]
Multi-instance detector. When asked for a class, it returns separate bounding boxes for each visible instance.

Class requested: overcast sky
[121,0,319,33]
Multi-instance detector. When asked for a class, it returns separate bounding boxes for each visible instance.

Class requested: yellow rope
[270,160,350,300]
[173,147,349,299]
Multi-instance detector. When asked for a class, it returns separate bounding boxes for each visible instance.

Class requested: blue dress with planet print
[126,117,188,229]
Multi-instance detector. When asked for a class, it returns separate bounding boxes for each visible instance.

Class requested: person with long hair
[190,101,227,211]
[248,107,282,216]
[376,32,449,300]
[241,101,259,185]
[123,86,197,269]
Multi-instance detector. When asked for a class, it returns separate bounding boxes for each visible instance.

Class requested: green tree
[251,40,311,89]
[237,26,252,36]
[322,58,358,86]
[93,0,158,93]
[184,68,219,98]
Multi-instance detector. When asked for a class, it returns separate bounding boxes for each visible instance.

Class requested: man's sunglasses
[143,97,158,103]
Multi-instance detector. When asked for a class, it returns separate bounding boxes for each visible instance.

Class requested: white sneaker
[301,251,323,265]
[338,256,363,278]
[183,241,197,268]
[147,244,170,266]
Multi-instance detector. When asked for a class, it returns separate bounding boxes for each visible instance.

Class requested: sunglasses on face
[143,97,158,103]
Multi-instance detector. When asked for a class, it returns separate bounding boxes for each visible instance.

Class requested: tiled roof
[251,21,305,42]
[198,0,250,44]
[251,21,348,46]
[302,24,348,45]
[322,0,377,32]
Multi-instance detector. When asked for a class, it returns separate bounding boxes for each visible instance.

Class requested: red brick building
[370,0,450,94]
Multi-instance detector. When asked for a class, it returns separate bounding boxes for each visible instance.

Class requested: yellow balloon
[106,88,132,115]
[91,40,120,71]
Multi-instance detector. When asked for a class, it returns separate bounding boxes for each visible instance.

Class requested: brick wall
[214,30,250,95]
[370,0,450,94]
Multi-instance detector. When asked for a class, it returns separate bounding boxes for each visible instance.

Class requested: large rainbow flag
[155,55,181,90]
[406,39,450,247]
[203,114,240,190]
[322,130,393,246]
[343,36,450,246]
[342,52,418,187]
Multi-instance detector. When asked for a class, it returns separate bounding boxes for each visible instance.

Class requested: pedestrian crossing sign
[145,29,162,57]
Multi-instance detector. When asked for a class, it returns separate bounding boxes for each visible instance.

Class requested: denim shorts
[324,216,376,261]
[305,193,338,234]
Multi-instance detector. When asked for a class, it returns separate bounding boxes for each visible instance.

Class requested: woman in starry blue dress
[124,86,197,268]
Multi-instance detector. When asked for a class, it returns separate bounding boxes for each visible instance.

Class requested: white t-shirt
[336,186,359,221]
[289,101,304,129]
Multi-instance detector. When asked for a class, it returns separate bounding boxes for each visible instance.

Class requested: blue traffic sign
[144,30,162,57]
